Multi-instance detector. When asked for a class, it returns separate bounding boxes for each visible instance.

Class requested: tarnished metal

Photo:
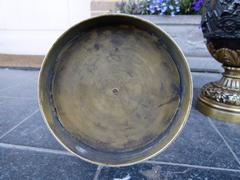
[38,14,192,166]
[198,0,240,122]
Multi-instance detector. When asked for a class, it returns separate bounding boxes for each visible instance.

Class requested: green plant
[179,0,196,14]
[116,0,148,14]
[116,0,204,15]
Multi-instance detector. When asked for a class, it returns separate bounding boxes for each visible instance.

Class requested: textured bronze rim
[38,14,192,167]
[198,96,240,123]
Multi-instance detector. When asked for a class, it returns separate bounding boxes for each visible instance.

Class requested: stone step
[91,0,118,11]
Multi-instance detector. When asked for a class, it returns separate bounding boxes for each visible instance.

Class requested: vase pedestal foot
[197,66,240,123]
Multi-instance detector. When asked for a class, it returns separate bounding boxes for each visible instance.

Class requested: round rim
[38,14,193,167]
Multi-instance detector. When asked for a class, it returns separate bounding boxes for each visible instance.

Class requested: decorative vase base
[197,96,240,123]
[197,66,240,123]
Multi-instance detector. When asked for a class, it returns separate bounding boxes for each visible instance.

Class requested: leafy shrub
[116,0,204,15]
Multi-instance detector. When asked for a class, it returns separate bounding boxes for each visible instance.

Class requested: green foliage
[116,0,203,15]
[116,0,148,15]
[179,0,196,14]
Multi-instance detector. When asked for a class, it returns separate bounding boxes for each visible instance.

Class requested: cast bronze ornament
[197,0,240,122]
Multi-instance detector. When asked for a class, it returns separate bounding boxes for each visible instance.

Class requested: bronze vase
[197,0,240,122]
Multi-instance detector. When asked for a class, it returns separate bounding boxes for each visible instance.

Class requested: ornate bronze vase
[197,0,240,122]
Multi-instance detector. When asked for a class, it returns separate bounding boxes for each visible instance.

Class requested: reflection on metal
[197,0,240,122]
[38,14,192,166]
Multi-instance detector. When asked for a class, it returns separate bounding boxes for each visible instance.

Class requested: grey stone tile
[192,88,201,110]
[159,24,208,57]
[1,82,38,99]
[211,118,240,162]
[1,69,239,180]
[152,110,240,169]
[1,112,65,150]
[0,98,38,137]
[188,56,222,73]
[0,69,38,91]
[0,69,24,89]
[139,15,201,25]
[0,147,97,180]
[0,69,38,99]
[98,163,240,180]
[192,72,221,89]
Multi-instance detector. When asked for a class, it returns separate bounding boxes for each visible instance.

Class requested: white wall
[0,0,90,55]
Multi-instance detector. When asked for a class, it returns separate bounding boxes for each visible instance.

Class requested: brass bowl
[38,14,192,166]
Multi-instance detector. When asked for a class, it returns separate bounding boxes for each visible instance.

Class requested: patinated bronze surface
[38,14,192,166]
[198,0,240,122]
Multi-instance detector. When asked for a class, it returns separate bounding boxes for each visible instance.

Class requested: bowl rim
[38,13,193,167]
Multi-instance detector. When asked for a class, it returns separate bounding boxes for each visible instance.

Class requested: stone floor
[0,69,240,180]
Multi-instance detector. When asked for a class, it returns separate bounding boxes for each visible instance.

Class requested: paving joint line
[93,166,103,180]
[1,142,240,173]
[0,96,36,100]
[146,160,240,173]
[0,142,73,156]
[208,117,240,166]
[0,68,222,74]
[191,69,222,74]
[191,110,240,167]
[1,105,238,174]
[0,109,39,139]
[0,67,40,71]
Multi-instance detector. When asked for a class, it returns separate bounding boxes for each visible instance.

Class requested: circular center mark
[112,88,119,95]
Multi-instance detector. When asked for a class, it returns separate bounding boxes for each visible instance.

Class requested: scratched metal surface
[53,25,180,152]
[38,14,192,166]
